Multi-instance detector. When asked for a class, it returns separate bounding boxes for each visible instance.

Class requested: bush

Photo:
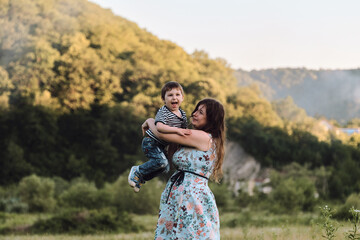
[28,208,142,234]
[0,212,6,224]
[209,181,233,211]
[334,193,360,220]
[0,186,28,213]
[0,197,28,213]
[270,177,317,213]
[59,180,111,209]
[18,175,56,212]
[111,171,165,214]
[52,177,70,198]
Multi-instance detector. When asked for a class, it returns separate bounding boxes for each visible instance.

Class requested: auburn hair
[191,98,226,183]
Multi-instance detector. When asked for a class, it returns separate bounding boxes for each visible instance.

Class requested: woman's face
[191,104,207,129]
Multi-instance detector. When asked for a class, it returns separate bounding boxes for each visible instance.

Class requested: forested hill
[235,68,360,123]
[0,0,242,118]
[0,0,284,185]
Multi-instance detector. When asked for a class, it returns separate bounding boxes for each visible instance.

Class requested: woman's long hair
[191,98,225,183]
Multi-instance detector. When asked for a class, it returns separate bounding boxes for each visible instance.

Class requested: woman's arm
[143,118,211,151]
[156,122,191,136]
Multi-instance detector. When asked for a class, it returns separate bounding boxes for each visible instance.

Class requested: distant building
[338,128,360,135]
[319,120,360,136]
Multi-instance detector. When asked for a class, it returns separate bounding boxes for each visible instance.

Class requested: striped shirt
[146,106,187,146]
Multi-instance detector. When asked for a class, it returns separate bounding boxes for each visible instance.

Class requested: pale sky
[89,0,360,71]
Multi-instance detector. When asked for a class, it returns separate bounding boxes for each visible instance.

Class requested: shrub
[270,177,317,213]
[209,181,233,211]
[0,212,6,224]
[18,174,56,212]
[59,180,111,209]
[111,171,165,214]
[0,197,28,213]
[52,177,70,198]
[29,208,141,234]
[0,186,28,213]
[334,193,360,220]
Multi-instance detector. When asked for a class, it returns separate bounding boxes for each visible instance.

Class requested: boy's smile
[164,88,184,113]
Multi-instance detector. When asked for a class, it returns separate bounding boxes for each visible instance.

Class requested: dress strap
[166,170,208,203]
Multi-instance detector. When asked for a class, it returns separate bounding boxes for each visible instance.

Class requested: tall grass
[0,226,354,240]
[0,211,355,240]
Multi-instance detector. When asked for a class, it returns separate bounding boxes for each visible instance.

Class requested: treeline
[1,98,360,201]
[228,117,360,199]
[0,101,144,186]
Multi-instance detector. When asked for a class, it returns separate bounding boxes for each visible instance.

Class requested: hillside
[0,0,286,185]
[0,0,243,118]
[235,68,360,123]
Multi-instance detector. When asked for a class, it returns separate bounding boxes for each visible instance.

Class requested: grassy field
[0,212,354,240]
[0,226,354,240]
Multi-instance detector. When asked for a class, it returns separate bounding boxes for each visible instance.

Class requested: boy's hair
[161,81,184,100]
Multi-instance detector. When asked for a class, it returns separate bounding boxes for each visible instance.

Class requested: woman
[142,98,225,240]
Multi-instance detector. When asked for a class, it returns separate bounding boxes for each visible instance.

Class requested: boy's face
[164,88,184,112]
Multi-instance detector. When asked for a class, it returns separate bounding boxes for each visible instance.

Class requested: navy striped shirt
[146,106,187,146]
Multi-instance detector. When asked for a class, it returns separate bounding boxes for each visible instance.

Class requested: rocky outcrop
[223,141,267,194]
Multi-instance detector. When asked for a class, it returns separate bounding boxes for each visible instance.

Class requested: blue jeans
[138,137,169,181]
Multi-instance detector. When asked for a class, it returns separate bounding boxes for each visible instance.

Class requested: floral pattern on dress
[154,135,220,240]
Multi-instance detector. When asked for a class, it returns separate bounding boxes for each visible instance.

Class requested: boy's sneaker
[128,166,144,193]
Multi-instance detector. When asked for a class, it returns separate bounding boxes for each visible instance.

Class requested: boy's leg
[128,166,144,193]
[138,138,169,181]
[141,147,170,181]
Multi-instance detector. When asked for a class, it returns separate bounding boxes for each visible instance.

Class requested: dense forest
[0,0,360,203]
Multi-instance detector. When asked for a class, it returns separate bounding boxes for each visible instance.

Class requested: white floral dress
[154,135,220,240]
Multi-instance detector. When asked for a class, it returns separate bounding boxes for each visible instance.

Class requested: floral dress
[154,135,220,240]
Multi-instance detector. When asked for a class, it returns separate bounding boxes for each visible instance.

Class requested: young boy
[128,81,190,192]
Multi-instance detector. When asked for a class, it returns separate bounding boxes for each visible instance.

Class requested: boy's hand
[176,128,191,136]
[142,121,149,136]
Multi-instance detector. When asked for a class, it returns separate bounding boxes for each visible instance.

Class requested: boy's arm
[156,122,191,136]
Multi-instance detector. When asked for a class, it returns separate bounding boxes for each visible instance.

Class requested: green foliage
[264,164,317,213]
[270,177,316,213]
[29,208,141,234]
[59,179,111,210]
[209,181,233,211]
[110,172,164,215]
[0,197,28,213]
[0,212,5,225]
[235,189,254,208]
[0,103,143,186]
[334,193,360,220]
[319,205,339,240]
[228,118,327,168]
[272,96,308,123]
[52,177,70,198]
[345,207,360,240]
[228,117,360,199]
[0,0,237,117]
[0,186,28,213]
[18,174,56,212]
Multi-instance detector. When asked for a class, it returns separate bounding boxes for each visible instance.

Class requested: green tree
[18,174,56,212]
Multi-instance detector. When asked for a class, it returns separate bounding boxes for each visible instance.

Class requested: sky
[89,0,360,71]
